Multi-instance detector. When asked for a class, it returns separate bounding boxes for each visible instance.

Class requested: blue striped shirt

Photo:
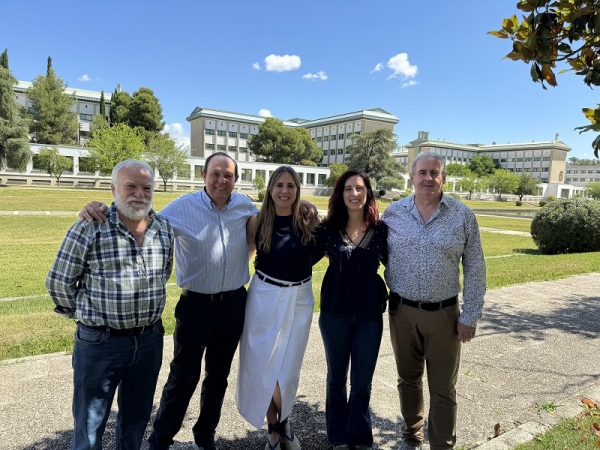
[160,189,258,293]
[382,195,486,327]
[46,204,174,328]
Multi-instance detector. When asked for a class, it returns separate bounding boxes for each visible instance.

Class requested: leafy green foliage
[488,169,520,199]
[87,123,145,175]
[0,53,31,171]
[325,163,348,187]
[27,57,78,145]
[36,147,72,186]
[567,156,600,165]
[516,173,540,200]
[531,198,600,254]
[99,90,106,118]
[345,128,404,183]
[446,163,471,176]
[491,1,600,157]
[378,175,405,191]
[248,117,321,165]
[109,89,131,126]
[468,154,498,177]
[456,169,488,199]
[128,87,164,134]
[252,175,265,192]
[585,180,600,199]
[145,133,190,191]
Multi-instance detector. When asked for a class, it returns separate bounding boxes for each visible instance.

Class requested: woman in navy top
[316,169,388,450]
[236,166,322,450]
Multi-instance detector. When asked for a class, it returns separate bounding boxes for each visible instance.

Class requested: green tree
[468,155,498,177]
[109,89,131,126]
[249,117,321,165]
[145,133,189,192]
[91,113,109,136]
[325,163,349,187]
[567,156,600,165]
[253,175,265,192]
[378,176,405,191]
[515,173,540,201]
[585,181,600,199]
[87,123,145,176]
[36,146,72,187]
[27,56,78,145]
[456,170,487,200]
[446,163,470,176]
[345,128,404,184]
[488,169,520,200]
[0,49,31,171]
[490,1,600,157]
[128,87,164,133]
[99,90,106,119]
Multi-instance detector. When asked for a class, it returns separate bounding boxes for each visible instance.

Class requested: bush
[257,190,266,202]
[392,196,401,201]
[515,200,522,206]
[531,198,600,254]
[447,193,461,200]
[547,194,556,202]
[378,189,386,197]
[539,200,547,207]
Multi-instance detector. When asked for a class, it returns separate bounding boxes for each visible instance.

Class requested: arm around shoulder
[246,212,259,259]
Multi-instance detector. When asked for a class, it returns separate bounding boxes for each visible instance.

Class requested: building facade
[187,107,399,166]
[565,164,600,186]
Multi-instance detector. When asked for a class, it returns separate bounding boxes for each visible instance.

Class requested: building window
[241,168,252,182]
[525,157,532,162]
[217,130,226,136]
[339,134,344,140]
[355,131,361,135]
[217,144,226,151]
[205,129,215,135]
[229,132,237,138]
[240,133,248,139]
[228,146,237,152]
[239,147,248,153]
[205,143,215,150]
[80,113,93,121]
[346,133,352,139]
[543,157,551,161]
[338,149,343,154]
[323,150,328,155]
[318,174,327,185]
[516,158,524,162]
[500,158,507,163]
[316,137,322,142]
[323,136,329,141]
[307,173,315,185]
[534,157,542,161]
[256,170,266,181]
[330,135,336,141]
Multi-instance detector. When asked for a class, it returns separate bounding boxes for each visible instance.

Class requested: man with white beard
[46,160,174,450]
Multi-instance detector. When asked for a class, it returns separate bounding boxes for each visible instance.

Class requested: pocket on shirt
[76,325,105,345]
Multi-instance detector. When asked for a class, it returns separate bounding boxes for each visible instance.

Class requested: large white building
[565,164,600,186]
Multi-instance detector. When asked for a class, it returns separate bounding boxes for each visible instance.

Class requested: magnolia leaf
[503,17,515,32]
[493,423,501,437]
[558,42,572,53]
[531,63,540,82]
[582,398,599,408]
[541,65,558,86]
[489,30,510,38]
[582,108,600,123]
[517,0,535,12]
[504,52,524,61]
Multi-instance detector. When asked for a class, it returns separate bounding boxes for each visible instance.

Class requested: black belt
[81,320,158,337]
[181,286,243,301]
[257,272,311,288]
[390,293,458,311]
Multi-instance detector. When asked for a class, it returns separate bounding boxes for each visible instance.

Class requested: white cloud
[252,62,260,70]
[302,70,328,81]
[386,53,418,79]
[371,53,418,85]
[264,54,301,72]
[258,109,272,117]
[370,63,383,73]
[78,74,92,82]
[163,122,190,149]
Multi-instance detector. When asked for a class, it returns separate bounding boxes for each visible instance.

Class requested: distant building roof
[15,80,112,103]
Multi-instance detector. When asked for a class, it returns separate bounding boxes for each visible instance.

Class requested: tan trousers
[388,297,461,450]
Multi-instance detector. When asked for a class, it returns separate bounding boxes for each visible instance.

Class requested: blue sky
[1,0,598,159]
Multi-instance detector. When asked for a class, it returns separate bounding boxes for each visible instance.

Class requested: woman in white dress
[236,166,322,450]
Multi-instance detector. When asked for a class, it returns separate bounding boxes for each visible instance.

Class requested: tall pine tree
[99,90,106,119]
[109,87,131,126]
[0,49,32,171]
[27,56,78,144]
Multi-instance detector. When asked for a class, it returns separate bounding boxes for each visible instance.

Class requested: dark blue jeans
[319,312,383,447]
[71,321,164,450]
[149,288,247,450]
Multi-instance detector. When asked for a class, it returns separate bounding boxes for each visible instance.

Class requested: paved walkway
[1,273,599,450]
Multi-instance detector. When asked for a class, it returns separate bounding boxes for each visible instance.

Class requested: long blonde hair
[256,166,317,252]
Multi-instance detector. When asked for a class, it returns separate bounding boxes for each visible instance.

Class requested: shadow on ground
[22,398,406,449]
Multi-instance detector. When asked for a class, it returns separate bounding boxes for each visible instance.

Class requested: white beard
[114,192,151,221]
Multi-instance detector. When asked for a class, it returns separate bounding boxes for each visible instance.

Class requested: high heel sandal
[265,421,282,450]
[280,417,301,450]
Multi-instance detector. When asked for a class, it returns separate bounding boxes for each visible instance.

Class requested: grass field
[0,187,598,362]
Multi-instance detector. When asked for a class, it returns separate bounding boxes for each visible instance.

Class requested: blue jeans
[319,312,383,447]
[149,288,247,450]
[71,321,164,450]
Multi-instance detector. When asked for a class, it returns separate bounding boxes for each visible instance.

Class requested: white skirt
[235,273,314,429]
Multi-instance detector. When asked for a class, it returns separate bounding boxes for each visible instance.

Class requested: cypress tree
[99,90,106,118]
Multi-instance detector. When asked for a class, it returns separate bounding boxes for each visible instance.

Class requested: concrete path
[1,273,599,450]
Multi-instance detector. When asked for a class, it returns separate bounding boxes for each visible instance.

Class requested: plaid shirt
[46,204,174,329]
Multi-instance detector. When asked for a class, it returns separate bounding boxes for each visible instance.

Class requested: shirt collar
[200,188,233,211]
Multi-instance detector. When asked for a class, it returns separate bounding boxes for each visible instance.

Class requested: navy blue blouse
[316,220,388,316]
